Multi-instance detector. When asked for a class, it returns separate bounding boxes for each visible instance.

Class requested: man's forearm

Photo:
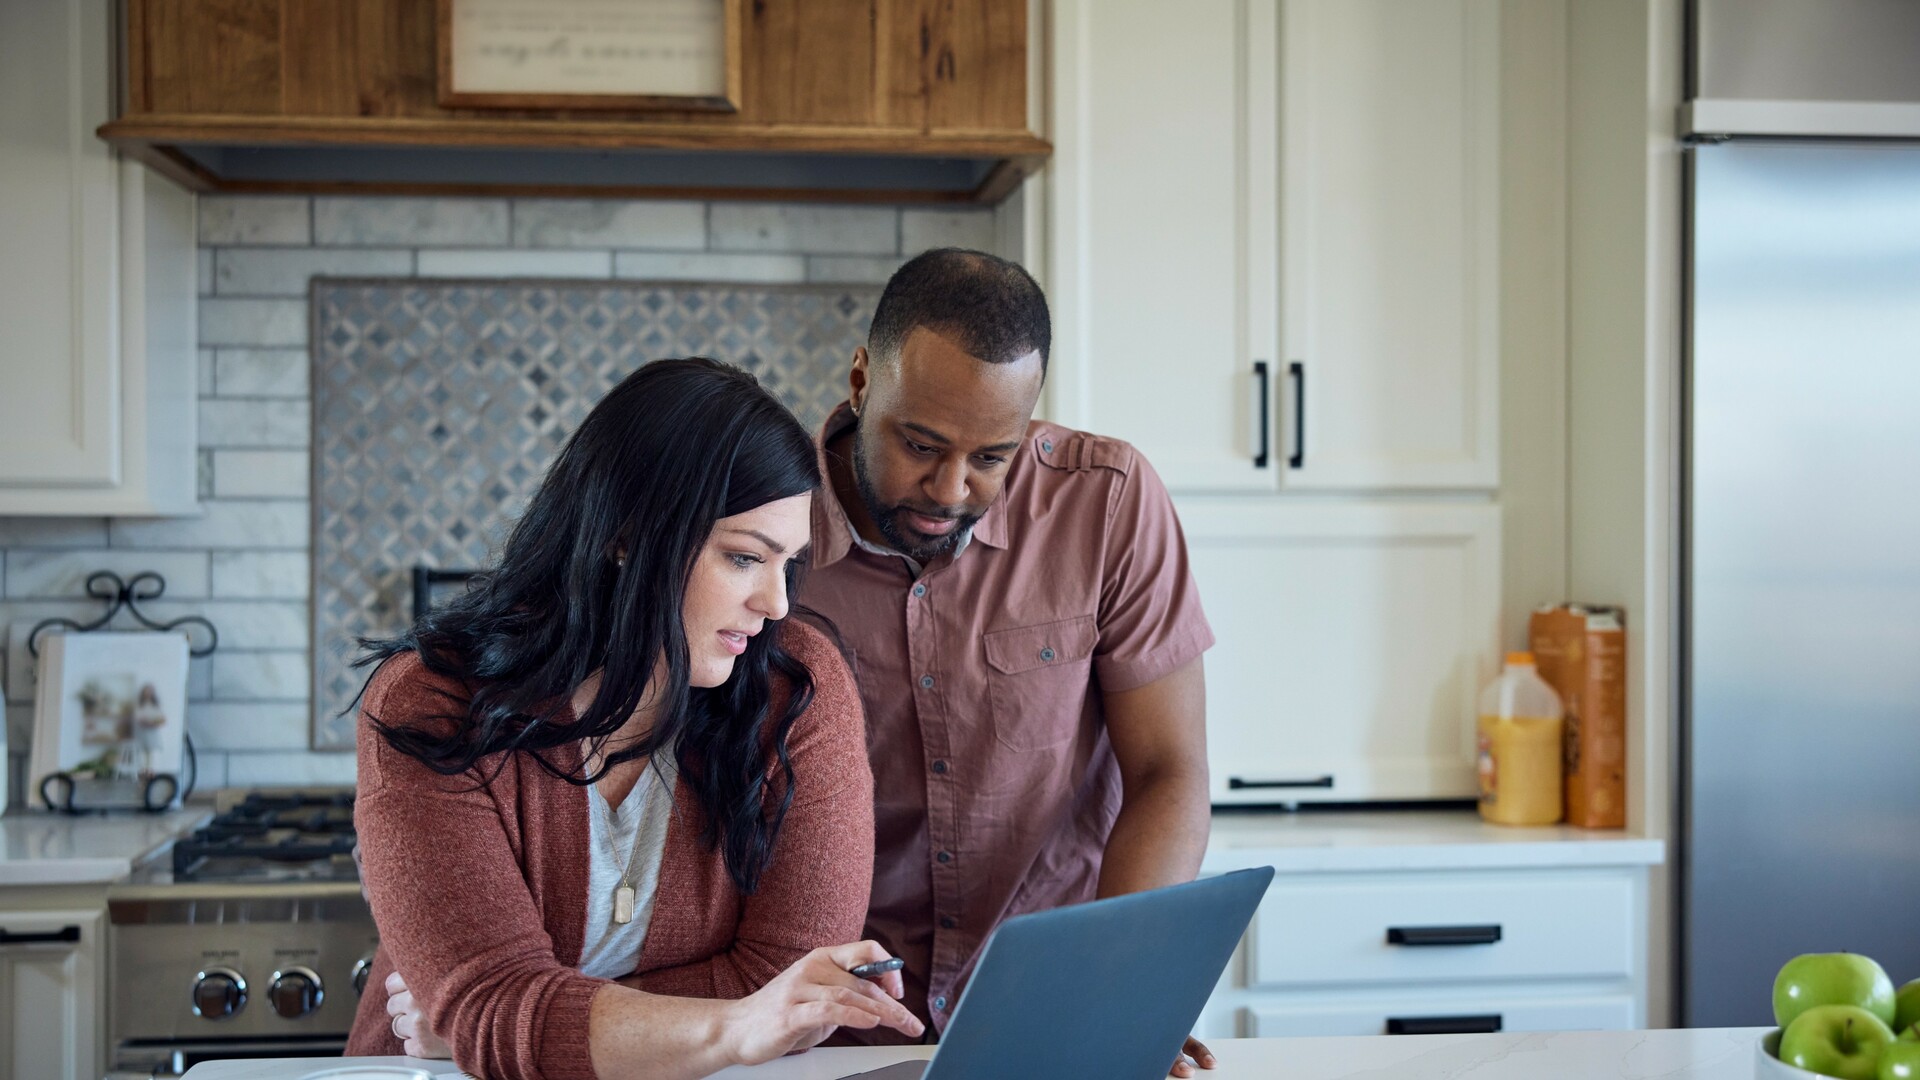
[1096,767,1211,898]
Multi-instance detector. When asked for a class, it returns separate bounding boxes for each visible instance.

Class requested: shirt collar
[812,402,1010,572]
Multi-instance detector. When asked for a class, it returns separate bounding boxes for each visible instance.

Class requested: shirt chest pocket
[982,615,1098,752]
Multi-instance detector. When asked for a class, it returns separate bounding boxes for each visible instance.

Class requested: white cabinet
[0,908,103,1080]
[1180,501,1499,802]
[1046,0,1499,492]
[0,0,198,517]
[1197,860,1653,1040]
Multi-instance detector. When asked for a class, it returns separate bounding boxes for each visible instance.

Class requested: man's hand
[385,971,453,1059]
[1171,1034,1218,1076]
[720,942,923,1066]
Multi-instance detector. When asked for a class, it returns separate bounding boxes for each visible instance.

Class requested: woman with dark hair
[345,358,921,1078]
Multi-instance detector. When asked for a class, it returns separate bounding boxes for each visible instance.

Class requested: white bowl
[1757,1029,1838,1079]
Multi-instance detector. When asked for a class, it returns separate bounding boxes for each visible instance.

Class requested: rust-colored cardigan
[345,621,874,1080]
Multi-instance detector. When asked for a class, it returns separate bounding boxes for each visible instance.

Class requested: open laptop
[843,867,1275,1080]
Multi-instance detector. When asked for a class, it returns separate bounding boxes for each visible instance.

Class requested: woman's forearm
[586,984,739,1080]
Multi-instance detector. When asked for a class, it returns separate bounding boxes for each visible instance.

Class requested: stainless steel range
[105,791,377,1078]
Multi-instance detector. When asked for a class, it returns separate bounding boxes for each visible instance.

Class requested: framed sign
[437,0,742,112]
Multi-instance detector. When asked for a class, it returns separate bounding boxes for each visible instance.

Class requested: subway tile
[416,249,612,279]
[225,751,356,787]
[111,501,309,550]
[215,248,412,297]
[314,197,510,247]
[197,450,214,501]
[214,348,309,398]
[198,348,216,395]
[4,550,210,600]
[613,251,807,283]
[140,600,310,652]
[197,249,215,296]
[709,204,899,255]
[211,650,309,701]
[6,704,31,761]
[901,209,998,255]
[186,702,312,751]
[199,298,308,348]
[198,197,311,246]
[806,255,906,285]
[212,450,310,499]
[189,655,213,702]
[0,518,110,548]
[199,400,310,449]
[211,552,309,599]
[513,199,705,250]
[185,749,228,792]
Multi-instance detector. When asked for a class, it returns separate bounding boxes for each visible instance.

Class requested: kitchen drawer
[1244,990,1635,1037]
[1249,870,1635,988]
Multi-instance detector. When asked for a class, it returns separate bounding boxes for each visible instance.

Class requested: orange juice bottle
[1476,652,1565,825]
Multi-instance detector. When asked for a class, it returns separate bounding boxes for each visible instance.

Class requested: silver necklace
[594,765,653,925]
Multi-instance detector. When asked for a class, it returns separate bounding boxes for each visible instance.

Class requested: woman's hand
[385,971,453,1060]
[721,941,924,1066]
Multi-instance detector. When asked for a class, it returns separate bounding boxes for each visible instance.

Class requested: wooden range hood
[99,0,1050,206]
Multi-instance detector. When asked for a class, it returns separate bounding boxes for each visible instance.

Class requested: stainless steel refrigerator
[1683,139,1920,1026]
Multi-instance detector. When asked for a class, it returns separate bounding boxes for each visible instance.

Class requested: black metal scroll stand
[26,571,213,815]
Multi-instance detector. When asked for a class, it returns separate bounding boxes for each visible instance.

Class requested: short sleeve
[1092,448,1215,693]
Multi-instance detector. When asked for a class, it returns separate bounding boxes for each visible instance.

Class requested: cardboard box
[1528,604,1627,829]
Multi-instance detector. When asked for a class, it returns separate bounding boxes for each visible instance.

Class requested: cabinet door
[1278,0,1500,489]
[1047,0,1282,492]
[1179,501,1500,802]
[0,909,103,1080]
[0,0,120,487]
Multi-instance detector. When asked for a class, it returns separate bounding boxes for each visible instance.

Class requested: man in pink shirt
[806,248,1216,1073]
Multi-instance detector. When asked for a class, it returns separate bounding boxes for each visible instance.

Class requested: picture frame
[28,631,189,810]
[436,0,743,113]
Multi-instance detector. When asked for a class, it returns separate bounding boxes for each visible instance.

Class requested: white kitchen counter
[181,1028,1773,1079]
[0,805,208,885]
[1202,809,1665,873]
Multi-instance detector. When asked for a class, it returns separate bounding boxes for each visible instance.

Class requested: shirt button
[920,674,935,689]
[936,850,952,864]
[934,996,948,1011]
[1040,646,1056,662]
[931,760,948,775]
[912,582,927,597]
[940,915,958,929]
[1041,440,1053,453]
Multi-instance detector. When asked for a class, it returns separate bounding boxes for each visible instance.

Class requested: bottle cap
[1505,651,1534,666]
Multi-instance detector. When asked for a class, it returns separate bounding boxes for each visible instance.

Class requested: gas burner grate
[169,791,360,881]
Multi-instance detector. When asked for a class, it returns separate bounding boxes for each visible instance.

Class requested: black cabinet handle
[1386,1014,1503,1036]
[0,925,81,946]
[1387,924,1504,947]
[1287,361,1305,468]
[1252,361,1271,468]
[1228,775,1334,790]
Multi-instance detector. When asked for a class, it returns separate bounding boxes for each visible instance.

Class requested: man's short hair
[868,248,1051,375]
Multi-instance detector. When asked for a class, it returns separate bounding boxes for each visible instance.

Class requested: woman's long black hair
[357,357,821,894]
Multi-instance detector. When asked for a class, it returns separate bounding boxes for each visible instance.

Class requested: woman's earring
[615,553,626,568]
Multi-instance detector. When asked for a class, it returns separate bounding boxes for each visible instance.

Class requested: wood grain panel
[743,0,878,125]
[281,1,358,115]
[143,0,283,115]
[883,0,1027,131]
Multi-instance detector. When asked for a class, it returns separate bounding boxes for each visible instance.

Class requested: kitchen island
[184,1027,1771,1079]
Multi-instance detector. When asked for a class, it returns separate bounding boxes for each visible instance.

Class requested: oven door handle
[0,925,80,947]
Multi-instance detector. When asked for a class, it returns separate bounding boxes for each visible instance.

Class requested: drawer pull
[1386,1013,1504,1036]
[1228,775,1334,790]
[1386,924,1503,947]
[0,925,80,947]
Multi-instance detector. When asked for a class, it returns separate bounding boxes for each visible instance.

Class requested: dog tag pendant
[614,884,636,925]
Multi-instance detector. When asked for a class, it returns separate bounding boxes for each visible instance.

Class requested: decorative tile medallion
[310,279,877,749]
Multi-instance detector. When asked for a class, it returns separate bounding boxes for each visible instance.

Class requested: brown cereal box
[1528,604,1627,829]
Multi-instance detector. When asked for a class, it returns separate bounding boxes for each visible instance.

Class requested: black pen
[848,957,904,980]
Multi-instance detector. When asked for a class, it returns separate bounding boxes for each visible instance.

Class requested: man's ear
[849,346,871,416]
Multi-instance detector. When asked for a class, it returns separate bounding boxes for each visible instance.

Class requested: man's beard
[851,420,981,564]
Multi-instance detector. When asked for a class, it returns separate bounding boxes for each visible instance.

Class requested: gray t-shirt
[578,756,676,980]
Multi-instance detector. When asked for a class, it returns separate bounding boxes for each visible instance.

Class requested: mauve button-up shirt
[803,404,1214,1035]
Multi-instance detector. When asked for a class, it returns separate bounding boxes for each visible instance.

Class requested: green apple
[1879,1040,1920,1080]
[1780,1005,1896,1080]
[1775,953,1898,1030]
[1896,980,1920,1036]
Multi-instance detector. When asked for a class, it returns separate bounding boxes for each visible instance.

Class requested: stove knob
[269,966,325,1019]
[352,955,374,997]
[191,967,247,1020]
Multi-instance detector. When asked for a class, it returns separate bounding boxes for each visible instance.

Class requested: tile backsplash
[1,194,999,805]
